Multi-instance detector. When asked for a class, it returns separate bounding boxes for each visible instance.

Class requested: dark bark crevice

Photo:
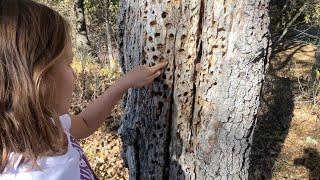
[163,29,179,180]
[189,0,205,151]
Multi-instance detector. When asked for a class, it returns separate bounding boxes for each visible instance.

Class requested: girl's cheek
[71,69,76,87]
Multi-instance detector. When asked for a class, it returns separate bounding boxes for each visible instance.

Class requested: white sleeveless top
[0,114,96,180]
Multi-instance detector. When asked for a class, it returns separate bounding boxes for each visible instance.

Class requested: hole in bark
[151,47,155,51]
[213,82,217,85]
[217,27,225,32]
[149,36,153,42]
[183,92,188,96]
[159,133,164,138]
[167,49,170,53]
[152,134,157,138]
[178,48,185,52]
[187,55,192,59]
[169,33,175,38]
[150,20,157,26]
[153,55,158,60]
[212,45,218,48]
[153,90,162,95]
[177,74,181,78]
[142,59,146,64]
[152,10,155,14]
[154,78,160,82]
[155,32,161,37]
[165,23,172,29]
[145,1,148,6]
[161,12,168,18]
[158,101,164,109]
[181,34,187,40]
[144,10,148,14]
[166,68,170,71]
[157,43,163,49]
[163,84,169,89]
[162,74,166,79]
[165,23,173,28]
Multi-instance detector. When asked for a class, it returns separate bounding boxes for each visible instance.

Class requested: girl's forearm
[78,75,130,135]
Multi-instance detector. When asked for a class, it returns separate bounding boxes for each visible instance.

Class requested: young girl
[0,0,168,179]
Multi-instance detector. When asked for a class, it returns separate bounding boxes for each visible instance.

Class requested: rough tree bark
[118,0,271,179]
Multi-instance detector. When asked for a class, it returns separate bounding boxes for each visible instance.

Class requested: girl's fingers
[149,61,168,73]
[147,70,161,81]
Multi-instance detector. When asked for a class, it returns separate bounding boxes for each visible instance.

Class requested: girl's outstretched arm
[70,61,168,139]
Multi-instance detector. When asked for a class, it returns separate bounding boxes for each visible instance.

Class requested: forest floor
[250,43,320,180]
[70,42,319,180]
[270,43,320,180]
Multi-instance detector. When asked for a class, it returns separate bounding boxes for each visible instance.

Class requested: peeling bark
[118,0,271,179]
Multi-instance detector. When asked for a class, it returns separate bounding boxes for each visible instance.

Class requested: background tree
[74,0,94,56]
[118,0,271,179]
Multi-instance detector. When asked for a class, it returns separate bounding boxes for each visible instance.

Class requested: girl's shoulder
[0,114,80,178]
[59,113,72,132]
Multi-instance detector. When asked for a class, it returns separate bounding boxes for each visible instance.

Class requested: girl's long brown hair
[0,0,70,172]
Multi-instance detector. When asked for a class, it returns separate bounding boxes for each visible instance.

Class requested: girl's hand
[124,61,169,88]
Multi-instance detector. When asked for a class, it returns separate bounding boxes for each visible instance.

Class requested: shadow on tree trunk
[248,72,294,179]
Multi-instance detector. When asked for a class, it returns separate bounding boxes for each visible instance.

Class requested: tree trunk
[74,0,95,57]
[104,0,117,70]
[118,0,271,179]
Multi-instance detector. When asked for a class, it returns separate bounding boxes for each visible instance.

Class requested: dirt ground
[249,43,320,180]
[72,43,319,180]
[271,44,320,180]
